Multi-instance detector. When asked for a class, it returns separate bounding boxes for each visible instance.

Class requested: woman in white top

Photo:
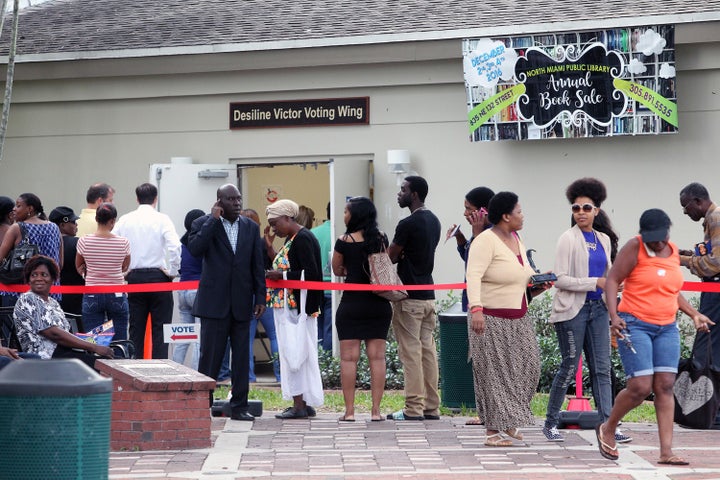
[76,202,131,340]
[543,178,630,443]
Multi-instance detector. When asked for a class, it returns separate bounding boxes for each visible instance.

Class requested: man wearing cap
[76,182,115,237]
[679,183,720,371]
[49,206,84,316]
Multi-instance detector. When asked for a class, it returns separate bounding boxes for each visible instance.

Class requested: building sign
[462,26,677,141]
[230,97,369,129]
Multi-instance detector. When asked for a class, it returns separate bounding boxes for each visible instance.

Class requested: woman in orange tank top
[596,209,713,465]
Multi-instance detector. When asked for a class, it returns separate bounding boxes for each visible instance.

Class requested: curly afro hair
[565,177,607,207]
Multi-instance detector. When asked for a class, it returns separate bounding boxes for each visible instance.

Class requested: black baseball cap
[49,206,80,224]
[639,208,671,242]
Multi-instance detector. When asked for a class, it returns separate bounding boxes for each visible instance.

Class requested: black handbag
[0,223,39,285]
[673,336,720,429]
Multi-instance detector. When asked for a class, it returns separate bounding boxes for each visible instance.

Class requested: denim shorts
[617,312,680,379]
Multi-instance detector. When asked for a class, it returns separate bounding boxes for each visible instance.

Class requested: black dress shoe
[306,405,317,417]
[231,411,255,421]
[275,407,308,419]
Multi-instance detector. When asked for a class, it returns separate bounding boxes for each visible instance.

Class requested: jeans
[172,289,200,370]
[545,299,612,427]
[81,293,129,341]
[249,308,280,382]
[316,293,333,351]
[617,312,679,379]
[218,340,231,381]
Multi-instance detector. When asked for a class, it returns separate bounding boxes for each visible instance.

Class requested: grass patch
[216,386,658,423]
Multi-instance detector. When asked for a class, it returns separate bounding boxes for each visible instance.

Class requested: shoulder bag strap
[18,222,28,244]
[299,270,307,314]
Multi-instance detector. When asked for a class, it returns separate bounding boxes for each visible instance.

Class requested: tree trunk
[0,0,20,164]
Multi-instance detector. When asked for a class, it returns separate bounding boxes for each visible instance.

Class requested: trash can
[438,302,476,408]
[0,359,112,480]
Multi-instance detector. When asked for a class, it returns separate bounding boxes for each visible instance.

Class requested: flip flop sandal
[504,428,523,440]
[484,433,513,447]
[465,417,484,425]
[595,423,619,461]
[338,415,355,422]
[658,455,689,465]
[370,416,385,422]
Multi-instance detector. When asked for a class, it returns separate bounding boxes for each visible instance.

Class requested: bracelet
[470,306,483,314]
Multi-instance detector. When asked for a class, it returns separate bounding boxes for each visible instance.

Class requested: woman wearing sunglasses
[543,178,629,443]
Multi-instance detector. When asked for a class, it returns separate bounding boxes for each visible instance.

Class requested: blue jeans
[82,293,129,341]
[218,340,232,381]
[249,308,280,382]
[316,293,333,351]
[172,289,200,370]
[545,299,612,427]
[617,312,679,378]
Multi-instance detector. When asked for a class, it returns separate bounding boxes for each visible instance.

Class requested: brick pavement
[109,414,720,479]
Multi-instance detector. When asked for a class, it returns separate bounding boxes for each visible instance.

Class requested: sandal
[595,423,619,461]
[465,417,484,425]
[504,427,523,440]
[484,433,513,447]
[658,455,689,465]
[338,415,355,422]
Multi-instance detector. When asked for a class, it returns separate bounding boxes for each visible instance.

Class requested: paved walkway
[109,413,720,479]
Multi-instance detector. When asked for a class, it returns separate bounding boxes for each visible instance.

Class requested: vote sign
[163,323,201,343]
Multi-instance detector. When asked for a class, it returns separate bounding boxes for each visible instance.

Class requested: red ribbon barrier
[0,280,718,294]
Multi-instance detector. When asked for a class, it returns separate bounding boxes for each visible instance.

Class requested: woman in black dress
[332,197,392,422]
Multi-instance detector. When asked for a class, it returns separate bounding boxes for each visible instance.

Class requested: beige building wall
[0,22,719,287]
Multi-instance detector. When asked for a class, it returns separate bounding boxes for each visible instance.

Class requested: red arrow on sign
[171,334,198,341]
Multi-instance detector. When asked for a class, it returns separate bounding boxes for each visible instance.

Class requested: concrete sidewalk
[108,413,720,479]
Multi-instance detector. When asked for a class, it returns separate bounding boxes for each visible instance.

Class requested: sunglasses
[571,203,595,213]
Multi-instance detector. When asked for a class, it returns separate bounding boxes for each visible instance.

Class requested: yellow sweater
[466,229,535,310]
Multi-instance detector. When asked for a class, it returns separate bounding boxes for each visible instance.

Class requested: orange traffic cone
[143,315,152,359]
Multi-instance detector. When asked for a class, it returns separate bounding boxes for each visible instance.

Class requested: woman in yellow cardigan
[466,191,552,446]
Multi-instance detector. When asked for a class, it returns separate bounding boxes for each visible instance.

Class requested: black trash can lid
[438,302,468,323]
[0,359,112,396]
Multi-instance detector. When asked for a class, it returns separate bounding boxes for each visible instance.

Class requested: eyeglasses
[571,203,595,213]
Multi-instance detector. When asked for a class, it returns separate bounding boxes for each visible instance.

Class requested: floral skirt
[467,312,540,431]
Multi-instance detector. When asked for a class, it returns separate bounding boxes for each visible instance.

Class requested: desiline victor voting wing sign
[462,27,679,141]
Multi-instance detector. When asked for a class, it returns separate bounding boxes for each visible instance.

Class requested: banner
[462,25,677,141]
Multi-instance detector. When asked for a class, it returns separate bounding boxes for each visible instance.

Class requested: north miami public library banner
[462,25,677,141]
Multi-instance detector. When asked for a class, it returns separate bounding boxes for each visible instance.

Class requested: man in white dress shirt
[113,183,181,358]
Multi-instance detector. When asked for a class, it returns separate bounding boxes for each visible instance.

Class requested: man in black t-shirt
[387,176,442,421]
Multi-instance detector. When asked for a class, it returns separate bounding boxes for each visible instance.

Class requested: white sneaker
[614,428,632,443]
[542,425,564,442]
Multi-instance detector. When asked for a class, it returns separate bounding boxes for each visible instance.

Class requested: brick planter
[96,359,215,451]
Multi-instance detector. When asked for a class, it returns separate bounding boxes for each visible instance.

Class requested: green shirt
[310,220,332,283]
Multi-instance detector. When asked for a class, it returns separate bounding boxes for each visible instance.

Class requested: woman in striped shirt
[76,202,131,340]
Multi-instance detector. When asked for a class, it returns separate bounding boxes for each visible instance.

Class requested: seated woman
[13,255,114,369]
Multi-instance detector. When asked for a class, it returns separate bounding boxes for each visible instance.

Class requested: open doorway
[239,163,330,230]
[233,155,374,357]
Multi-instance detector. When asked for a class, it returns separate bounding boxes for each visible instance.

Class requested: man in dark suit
[188,184,266,421]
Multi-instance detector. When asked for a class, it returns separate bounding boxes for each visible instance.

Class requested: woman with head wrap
[265,199,325,418]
